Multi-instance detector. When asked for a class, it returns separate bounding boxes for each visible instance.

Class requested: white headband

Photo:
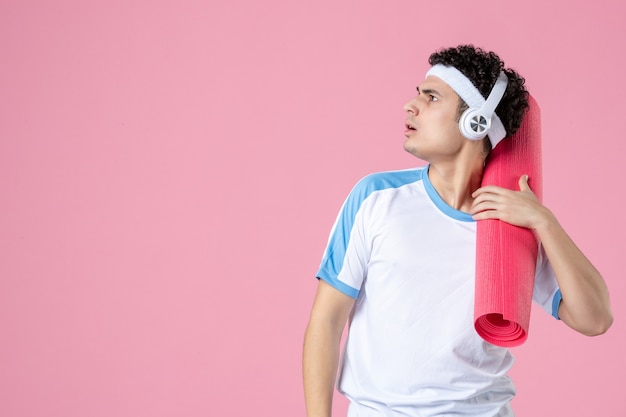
[426,64,507,147]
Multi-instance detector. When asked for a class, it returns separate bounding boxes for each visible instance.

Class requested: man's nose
[403,97,419,115]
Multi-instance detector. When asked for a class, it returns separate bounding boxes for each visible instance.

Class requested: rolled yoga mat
[474,95,542,348]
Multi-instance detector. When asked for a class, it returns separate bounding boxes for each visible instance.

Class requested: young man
[302,45,613,417]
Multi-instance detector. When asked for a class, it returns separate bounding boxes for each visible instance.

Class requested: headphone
[458,72,508,141]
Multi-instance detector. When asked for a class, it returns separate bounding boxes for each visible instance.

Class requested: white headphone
[458,72,508,141]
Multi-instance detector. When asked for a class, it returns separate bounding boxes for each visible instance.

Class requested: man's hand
[470,174,551,229]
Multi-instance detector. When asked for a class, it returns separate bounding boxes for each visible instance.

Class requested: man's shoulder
[352,166,426,196]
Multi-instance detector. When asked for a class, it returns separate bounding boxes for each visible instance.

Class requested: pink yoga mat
[474,95,542,347]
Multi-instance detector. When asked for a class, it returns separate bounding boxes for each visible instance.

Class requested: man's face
[403,75,467,163]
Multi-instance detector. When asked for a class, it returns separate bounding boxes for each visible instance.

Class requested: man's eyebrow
[421,88,441,96]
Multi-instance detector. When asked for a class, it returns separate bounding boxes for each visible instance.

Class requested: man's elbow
[561,303,614,337]
[585,313,614,336]
[574,312,614,337]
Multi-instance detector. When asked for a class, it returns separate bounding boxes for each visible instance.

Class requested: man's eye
[429,95,438,102]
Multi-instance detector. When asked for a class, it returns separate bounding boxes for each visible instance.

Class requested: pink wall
[1,0,624,416]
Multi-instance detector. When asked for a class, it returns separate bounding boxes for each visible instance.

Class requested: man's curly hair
[428,45,529,151]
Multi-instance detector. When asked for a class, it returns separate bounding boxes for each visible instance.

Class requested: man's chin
[403,141,422,158]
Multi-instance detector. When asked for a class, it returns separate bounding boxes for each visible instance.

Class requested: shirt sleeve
[315,178,374,299]
[532,242,562,319]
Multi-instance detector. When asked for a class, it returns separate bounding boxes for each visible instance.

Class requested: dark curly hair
[429,45,528,151]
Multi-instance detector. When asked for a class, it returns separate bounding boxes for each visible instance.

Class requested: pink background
[1,1,624,416]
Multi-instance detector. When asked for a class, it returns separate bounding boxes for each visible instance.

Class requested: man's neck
[427,160,484,213]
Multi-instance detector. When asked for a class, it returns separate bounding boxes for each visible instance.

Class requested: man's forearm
[303,319,342,417]
[534,211,613,336]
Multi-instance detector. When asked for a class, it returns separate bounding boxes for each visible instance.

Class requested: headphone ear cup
[459,108,491,141]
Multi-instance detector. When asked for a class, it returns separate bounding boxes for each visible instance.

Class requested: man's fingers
[518,175,531,192]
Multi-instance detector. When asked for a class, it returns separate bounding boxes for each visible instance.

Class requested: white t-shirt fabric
[316,165,561,417]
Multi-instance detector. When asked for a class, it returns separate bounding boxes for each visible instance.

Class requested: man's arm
[470,175,613,336]
[303,279,355,417]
